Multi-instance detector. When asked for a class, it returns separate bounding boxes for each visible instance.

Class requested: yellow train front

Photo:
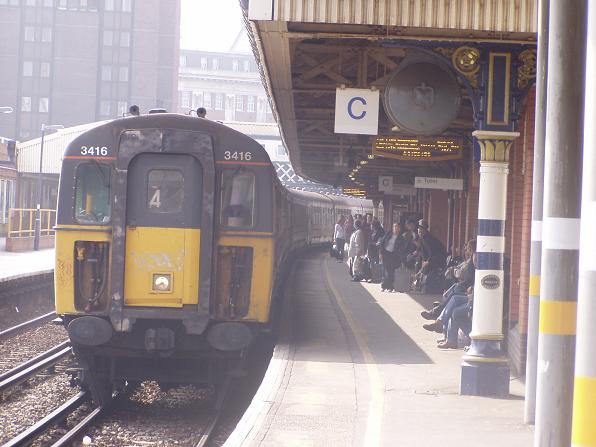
[55,114,285,404]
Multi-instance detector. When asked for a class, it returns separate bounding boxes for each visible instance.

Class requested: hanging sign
[334,88,380,135]
[373,136,463,161]
[414,177,463,190]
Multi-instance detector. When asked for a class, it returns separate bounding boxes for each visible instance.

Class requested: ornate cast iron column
[460,131,518,396]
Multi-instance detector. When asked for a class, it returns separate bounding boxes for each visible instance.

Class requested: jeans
[439,294,468,335]
[447,303,472,344]
[382,257,397,290]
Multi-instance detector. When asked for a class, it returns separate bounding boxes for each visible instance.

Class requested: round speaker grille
[384,61,461,135]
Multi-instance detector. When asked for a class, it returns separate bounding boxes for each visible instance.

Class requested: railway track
[0,312,56,342]
[0,341,71,397]
[0,389,115,447]
[195,375,232,447]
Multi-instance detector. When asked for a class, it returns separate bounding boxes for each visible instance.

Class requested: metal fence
[7,208,55,238]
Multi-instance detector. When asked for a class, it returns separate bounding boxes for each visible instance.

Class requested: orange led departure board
[373,136,463,161]
[342,188,366,197]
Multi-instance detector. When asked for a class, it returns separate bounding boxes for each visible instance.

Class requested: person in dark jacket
[367,219,384,265]
[379,222,406,292]
[417,219,446,274]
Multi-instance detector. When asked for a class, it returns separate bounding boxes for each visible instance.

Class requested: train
[54,112,375,404]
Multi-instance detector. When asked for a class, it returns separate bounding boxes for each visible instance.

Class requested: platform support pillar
[524,0,549,425]
[460,130,518,397]
[572,2,596,442]
[534,1,586,445]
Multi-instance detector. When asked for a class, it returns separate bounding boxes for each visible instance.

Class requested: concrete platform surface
[226,251,533,446]
[0,243,54,282]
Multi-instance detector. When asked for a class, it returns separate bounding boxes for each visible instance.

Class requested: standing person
[348,220,366,281]
[417,219,446,274]
[344,215,355,243]
[379,222,405,292]
[405,218,419,243]
[367,219,385,282]
[333,215,347,261]
[196,107,207,118]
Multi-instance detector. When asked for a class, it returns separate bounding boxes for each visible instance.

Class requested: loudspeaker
[383,57,461,135]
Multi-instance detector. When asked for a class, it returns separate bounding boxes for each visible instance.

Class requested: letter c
[347,96,367,120]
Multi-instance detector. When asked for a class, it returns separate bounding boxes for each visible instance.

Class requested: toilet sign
[334,88,380,135]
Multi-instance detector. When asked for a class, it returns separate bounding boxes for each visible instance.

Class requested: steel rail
[0,346,71,393]
[1,391,88,447]
[0,312,56,341]
[50,404,104,447]
[0,341,70,383]
[195,374,233,447]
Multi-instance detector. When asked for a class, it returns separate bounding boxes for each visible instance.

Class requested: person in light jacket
[348,220,366,280]
[333,215,347,261]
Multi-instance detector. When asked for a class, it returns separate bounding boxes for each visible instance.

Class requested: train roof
[63,113,271,161]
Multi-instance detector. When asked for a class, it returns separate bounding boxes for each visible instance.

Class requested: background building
[0,0,180,141]
[177,33,274,123]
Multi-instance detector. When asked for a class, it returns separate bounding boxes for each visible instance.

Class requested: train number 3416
[81,146,109,156]
[224,151,252,161]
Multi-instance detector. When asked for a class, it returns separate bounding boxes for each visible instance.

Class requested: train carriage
[54,113,374,404]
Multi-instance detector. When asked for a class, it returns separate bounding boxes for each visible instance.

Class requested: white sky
[180,0,249,53]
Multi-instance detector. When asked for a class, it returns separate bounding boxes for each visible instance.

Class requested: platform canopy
[242,0,537,197]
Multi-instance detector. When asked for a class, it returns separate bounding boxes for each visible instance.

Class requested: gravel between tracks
[82,382,214,447]
[0,324,68,374]
[0,372,77,444]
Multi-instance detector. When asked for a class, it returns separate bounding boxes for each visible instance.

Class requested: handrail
[7,208,56,238]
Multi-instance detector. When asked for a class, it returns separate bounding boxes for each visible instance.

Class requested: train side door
[123,153,202,307]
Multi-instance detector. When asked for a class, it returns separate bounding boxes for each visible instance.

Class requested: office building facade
[0,0,180,140]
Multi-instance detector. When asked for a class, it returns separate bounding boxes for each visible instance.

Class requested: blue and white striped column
[461,130,519,396]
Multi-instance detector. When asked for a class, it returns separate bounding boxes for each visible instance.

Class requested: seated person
[421,239,476,320]
[437,286,474,349]
[422,285,469,335]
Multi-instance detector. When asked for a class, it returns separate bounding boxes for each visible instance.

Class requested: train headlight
[152,273,172,292]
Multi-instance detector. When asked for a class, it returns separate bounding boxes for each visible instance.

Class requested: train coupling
[144,327,175,352]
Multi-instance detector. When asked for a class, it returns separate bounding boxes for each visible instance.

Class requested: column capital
[472,130,520,163]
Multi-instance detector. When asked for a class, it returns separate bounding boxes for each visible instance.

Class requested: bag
[371,262,383,283]
[361,256,372,278]
[394,266,410,292]
[353,256,366,278]
[329,243,340,259]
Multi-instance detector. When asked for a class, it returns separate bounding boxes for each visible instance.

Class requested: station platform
[227,250,533,446]
[0,239,54,282]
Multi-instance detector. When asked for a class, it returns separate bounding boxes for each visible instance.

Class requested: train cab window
[147,169,184,213]
[74,163,111,224]
[220,169,255,227]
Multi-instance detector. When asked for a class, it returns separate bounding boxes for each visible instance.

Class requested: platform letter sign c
[335,88,379,135]
[348,97,367,120]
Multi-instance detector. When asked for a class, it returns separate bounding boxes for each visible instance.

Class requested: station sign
[334,88,380,135]
[414,177,463,191]
[378,176,416,196]
[372,136,463,161]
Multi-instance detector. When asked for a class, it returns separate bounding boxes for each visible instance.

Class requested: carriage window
[75,163,111,224]
[220,169,255,227]
[147,170,184,213]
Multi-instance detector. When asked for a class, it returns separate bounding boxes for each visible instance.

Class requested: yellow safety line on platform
[323,257,384,446]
